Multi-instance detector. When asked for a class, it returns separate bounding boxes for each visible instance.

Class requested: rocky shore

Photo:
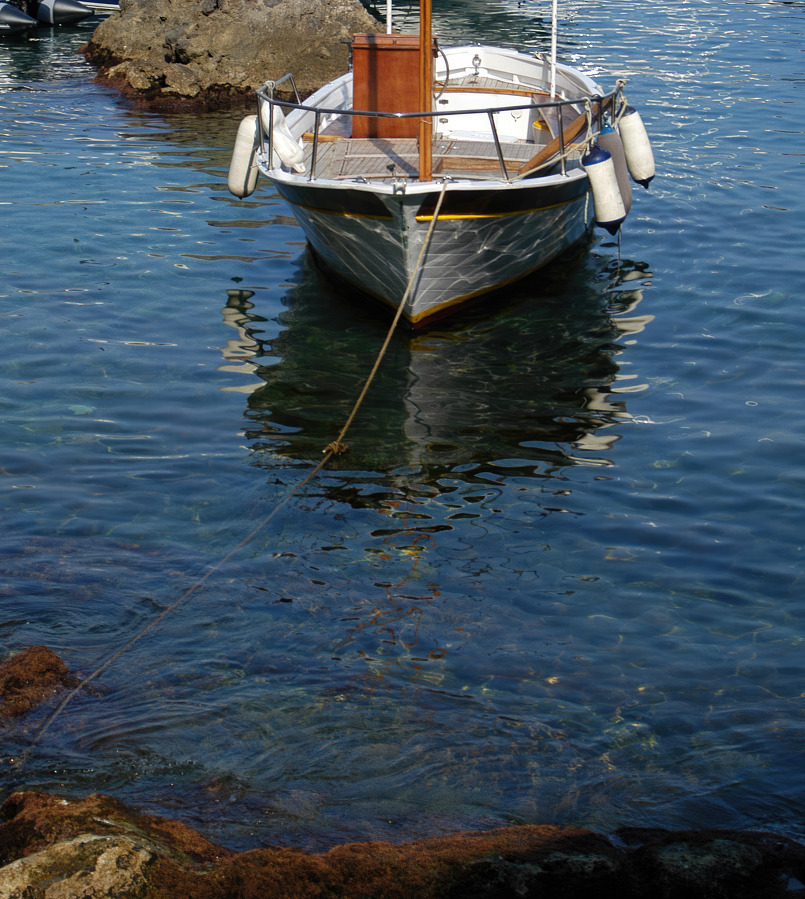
[81,0,383,109]
[3,646,805,897]
[2,788,805,898]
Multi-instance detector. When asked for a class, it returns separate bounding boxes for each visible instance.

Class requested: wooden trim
[439,86,552,99]
[517,111,588,176]
[351,34,422,139]
[418,0,433,181]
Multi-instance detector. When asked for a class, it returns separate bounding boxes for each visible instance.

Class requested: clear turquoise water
[1,0,804,851]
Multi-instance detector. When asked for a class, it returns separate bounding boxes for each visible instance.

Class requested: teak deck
[302,137,539,181]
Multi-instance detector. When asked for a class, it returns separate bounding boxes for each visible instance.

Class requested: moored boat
[0,0,36,32]
[80,0,118,14]
[0,0,92,27]
[31,0,91,24]
[228,1,655,327]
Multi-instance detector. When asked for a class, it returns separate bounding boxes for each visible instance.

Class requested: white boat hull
[236,44,640,326]
[275,177,592,324]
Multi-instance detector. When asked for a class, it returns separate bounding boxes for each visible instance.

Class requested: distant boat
[227,0,655,327]
[31,0,92,24]
[0,0,93,28]
[0,0,36,32]
[80,0,118,14]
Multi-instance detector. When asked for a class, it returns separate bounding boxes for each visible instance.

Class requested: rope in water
[22,179,450,759]
[326,180,449,457]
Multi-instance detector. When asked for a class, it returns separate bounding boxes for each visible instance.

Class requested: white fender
[597,122,632,215]
[582,144,627,235]
[228,115,260,199]
[260,103,306,174]
[619,106,655,188]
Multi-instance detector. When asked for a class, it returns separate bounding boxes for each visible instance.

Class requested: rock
[447,849,623,899]
[0,834,156,899]
[2,791,805,898]
[652,839,764,890]
[0,646,75,722]
[0,791,229,869]
[620,827,805,899]
[82,0,384,110]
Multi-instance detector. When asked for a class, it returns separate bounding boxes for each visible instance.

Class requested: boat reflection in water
[218,244,654,486]
[214,249,654,724]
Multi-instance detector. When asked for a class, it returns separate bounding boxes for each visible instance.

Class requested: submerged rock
[2,791,805,898]
[82,0,383,110]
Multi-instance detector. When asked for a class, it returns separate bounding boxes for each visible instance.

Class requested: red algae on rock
[2,791,805,898]
[0,646,75,722]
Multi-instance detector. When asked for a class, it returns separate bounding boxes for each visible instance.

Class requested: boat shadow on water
[219,241,654,495]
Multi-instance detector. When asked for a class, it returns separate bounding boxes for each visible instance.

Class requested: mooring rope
[326,179,449,456]
[26,469,319,754]
[21,179,450,761]
[614,79,628,124]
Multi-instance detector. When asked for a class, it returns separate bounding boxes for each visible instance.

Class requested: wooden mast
[418,0,433,181]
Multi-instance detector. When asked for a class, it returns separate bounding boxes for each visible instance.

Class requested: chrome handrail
[257,79,625,183]
[487,109,507,179]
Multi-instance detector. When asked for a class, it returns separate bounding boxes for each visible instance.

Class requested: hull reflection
[219,246,653,482]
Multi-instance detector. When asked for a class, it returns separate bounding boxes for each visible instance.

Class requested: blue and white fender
[0,1,37,33]
[582,143,627,235]
[619,106,655,188]
[597,121,632,215]
[32,0,92,24]
[228,115,261,199]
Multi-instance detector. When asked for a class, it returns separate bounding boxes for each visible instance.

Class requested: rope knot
[324,441,349,456]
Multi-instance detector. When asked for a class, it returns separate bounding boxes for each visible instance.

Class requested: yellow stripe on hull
[414,196,583,223]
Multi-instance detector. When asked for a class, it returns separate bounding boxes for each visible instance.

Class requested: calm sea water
[1,0,804,851]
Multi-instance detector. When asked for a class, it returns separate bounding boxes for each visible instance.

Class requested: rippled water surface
[1,0,804,851]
